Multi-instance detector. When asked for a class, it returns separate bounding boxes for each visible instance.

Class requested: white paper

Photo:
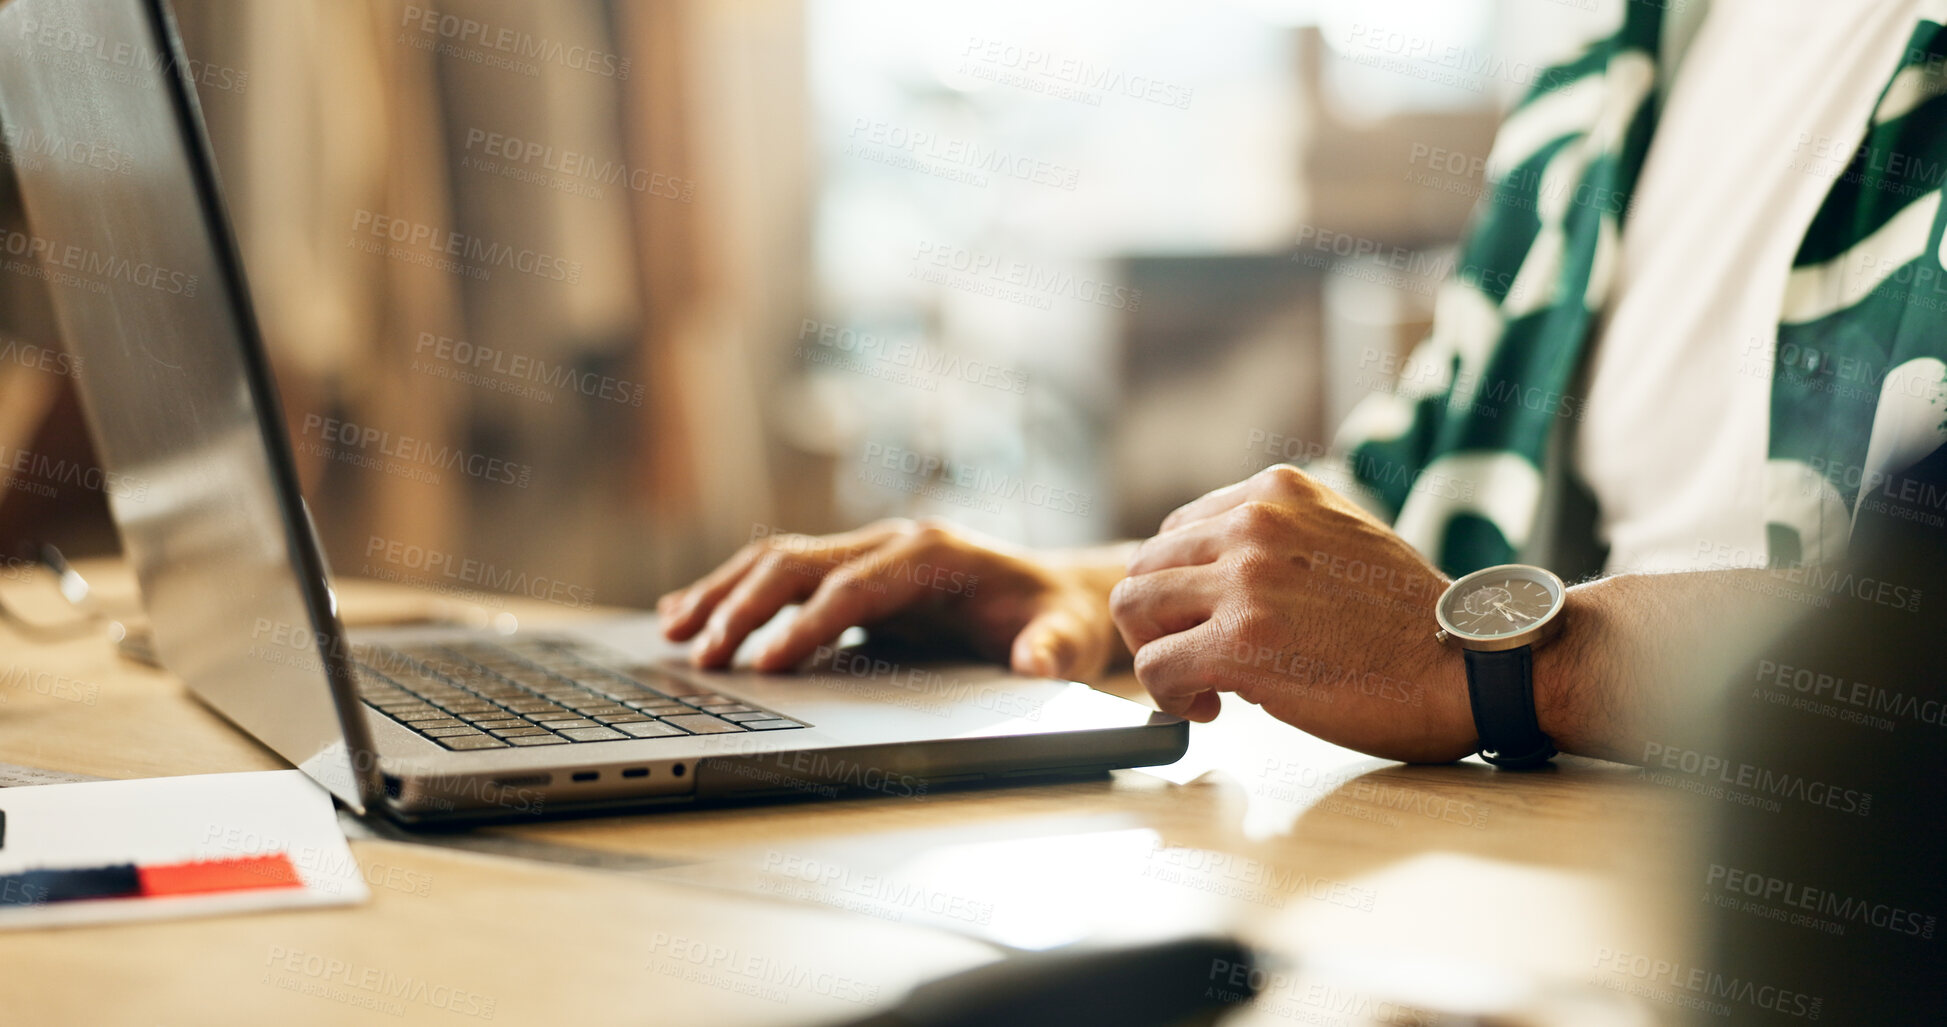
[0,770,368,928]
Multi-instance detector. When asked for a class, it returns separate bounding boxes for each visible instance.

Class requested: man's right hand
[656,519,1131,680]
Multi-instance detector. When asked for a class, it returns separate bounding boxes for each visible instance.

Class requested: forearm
[1534,570,1808,762]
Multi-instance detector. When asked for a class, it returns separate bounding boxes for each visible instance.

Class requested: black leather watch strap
[1463,647,1556,769]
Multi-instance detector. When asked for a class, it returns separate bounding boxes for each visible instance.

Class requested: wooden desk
[0,563,1700,1025]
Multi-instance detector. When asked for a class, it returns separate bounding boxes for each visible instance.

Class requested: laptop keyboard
[354,639,807,750]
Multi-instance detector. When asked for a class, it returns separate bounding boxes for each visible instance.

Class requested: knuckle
[1230,596,1276,633]
[1206,605,1252,650]
[907,517,955,544]
[1227,503,1287,545]
[1238,500,1283,528]
[1108,577,1142,619]
[1260,463,1311,495]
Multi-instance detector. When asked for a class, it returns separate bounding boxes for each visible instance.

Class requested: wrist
[1530,584,1607,759]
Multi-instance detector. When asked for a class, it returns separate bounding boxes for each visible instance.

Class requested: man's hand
[1111,465,1476,763]
[658,519,1130,679]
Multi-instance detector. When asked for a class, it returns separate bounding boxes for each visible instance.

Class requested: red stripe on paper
[137,854,303,896]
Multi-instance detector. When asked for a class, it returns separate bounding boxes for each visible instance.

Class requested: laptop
[0,0,1185,823]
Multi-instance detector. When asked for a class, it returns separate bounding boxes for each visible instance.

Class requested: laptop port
[571,771,598,783]
[672,763,686,777]
[621,767,649,779]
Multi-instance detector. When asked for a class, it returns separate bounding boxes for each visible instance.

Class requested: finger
[750,537,945,671]
[659,545,764,641]
[690,548,834,667]
[1010,602,1100,680]
[1156,478,1254,536]
[1125,518,1230,576]
[1131,624,1226,722]
[1179,690,1222,722]
[1109,565,1219,654]
[1157,465,1315,535]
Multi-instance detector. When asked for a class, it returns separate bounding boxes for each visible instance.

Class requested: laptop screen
[0,0,377,810]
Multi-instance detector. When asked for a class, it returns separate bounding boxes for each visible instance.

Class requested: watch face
[1438,565,1565,642]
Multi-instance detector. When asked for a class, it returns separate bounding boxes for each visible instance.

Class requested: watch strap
[1463,647,1556,769]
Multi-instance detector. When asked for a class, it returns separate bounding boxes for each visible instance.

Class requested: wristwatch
[1434,564,1566,769]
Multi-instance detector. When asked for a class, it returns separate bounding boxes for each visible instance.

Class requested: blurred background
[0,0,1612,610]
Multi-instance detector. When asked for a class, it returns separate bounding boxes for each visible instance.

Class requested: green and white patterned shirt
[1332,0,1947,578]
